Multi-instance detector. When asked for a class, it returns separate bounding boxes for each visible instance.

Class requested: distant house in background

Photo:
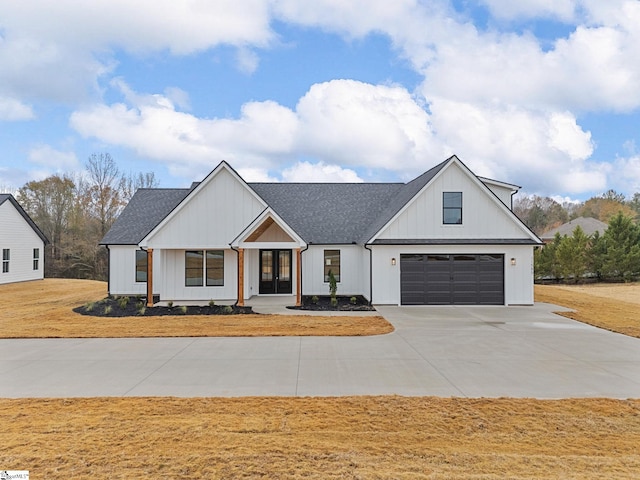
[540,216,608,243]
[0,194,48,285]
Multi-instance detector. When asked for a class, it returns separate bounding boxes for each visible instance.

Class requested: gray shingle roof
[99,188,190,245]
[0,194,49,244]
[541,216,608,240]
[249,182,403,243]
[100,156,514,246]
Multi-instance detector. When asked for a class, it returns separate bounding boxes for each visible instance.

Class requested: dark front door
[259,249,292,294]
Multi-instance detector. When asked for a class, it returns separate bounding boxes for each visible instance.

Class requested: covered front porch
[232,210,307,307]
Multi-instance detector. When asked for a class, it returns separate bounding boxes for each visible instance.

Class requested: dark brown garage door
[400,254,504,305]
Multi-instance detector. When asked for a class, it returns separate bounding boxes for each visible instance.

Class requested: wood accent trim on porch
[146,248,154,307]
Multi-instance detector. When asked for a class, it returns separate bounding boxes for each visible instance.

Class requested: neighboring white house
[100,155,542,306]
[0,194,48,285]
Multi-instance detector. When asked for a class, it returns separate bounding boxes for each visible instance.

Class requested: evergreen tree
[600,213,640,281]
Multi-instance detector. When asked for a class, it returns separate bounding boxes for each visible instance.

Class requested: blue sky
[1,1,640,202]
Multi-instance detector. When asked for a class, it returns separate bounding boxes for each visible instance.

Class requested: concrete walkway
[1,303,640,398]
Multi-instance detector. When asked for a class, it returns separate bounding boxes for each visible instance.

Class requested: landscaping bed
[73,295,253,317]
[287,294,375,311]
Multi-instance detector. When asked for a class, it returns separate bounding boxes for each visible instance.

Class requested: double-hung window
[185,250,224,286]
[2,249,9,273]
[443,192,463,225]
[323,249,340,283]
[33,248,40,271]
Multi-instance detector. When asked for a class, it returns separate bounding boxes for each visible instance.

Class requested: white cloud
[479,0,578,21]
[28,145,79,170]
[236,48,260,75]
[0,0,274,107]
[613,155,640,195]
[428,97,605,194]
[70,79,444,181]
[0,96,34,120]
[281,161,363,182]
[295,79,443,174]
[548,112,593,161]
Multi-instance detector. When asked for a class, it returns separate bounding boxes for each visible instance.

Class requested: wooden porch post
[237,248,245,307]
[146,248,154,307]
[296,248,302,307]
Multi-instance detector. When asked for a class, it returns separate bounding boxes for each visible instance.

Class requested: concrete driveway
[1,303,640,398]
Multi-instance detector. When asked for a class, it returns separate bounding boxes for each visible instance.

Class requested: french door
[259,249,292,294]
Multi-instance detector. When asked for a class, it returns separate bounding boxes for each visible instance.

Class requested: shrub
[137,305,146,316]
[167,301,173,308]
[209,299,216,307]
[350,296,357,305]
[178,305,188,315]
[84,301,95,312]
[328,270,338,302]
[103,305,112,315]
[330,297,338,307]
[117,296,129,310]
[311,295,319,304]
[222,305,233,314]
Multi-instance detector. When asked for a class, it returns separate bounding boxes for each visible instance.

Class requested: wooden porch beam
[146,248,154,307]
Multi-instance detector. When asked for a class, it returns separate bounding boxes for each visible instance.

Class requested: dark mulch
[287,295,375,311]
[74,296,254,317]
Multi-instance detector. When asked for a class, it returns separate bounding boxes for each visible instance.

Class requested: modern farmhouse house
[0,194,48,285]
[101,155,542,306]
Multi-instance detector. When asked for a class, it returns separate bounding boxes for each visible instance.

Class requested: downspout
[230,244,240,306]
[105,245,111,295]
[299,243,309,301]
[364,243,373,306]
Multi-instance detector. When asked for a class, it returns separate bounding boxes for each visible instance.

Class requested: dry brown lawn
[3,280,640,478]
[535,282,640,338]
[0,278,393,337]
[3,396,640,479]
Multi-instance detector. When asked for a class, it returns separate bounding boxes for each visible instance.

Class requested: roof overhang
[369,238,542,245]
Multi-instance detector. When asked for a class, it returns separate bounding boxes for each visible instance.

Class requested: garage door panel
[401,254,504,305]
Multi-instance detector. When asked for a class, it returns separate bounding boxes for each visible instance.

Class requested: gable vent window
[443,192,463,225]
[2,249,9,273]
[33,248,40,271]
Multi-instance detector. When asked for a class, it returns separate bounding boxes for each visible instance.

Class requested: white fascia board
[140,161,268,246]
[478,176,521,193]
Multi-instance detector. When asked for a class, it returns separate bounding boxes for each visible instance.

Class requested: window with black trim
[33,248,40,271]
[2,249,9,273]
[323,249,340,282]
[135,250,147,282]
[443,192,462,224]
[185,250,224,287]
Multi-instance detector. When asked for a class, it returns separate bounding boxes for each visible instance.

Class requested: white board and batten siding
[370,244,534,306]
[0,199,45,284]
[107,245,160,296]
[377,162,526,241]
[302,245,369,298]
[157,249,237,302]
[142,167,267,250]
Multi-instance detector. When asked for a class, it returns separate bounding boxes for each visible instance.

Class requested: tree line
[8,153,640,283]
[16,153,157,280]
[535,212,640,283]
